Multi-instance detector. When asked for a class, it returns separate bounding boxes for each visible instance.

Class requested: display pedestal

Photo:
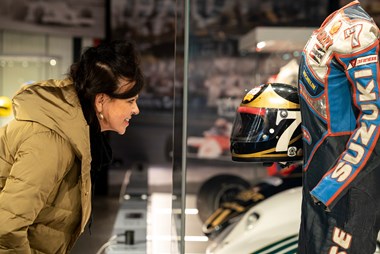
[105,199,147,254]
[106,165,148,254]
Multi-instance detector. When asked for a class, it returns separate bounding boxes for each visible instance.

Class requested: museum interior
[0,0,379,254]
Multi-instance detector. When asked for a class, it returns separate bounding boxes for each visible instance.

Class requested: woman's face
[100,95,140,134]
[95,80,140,134]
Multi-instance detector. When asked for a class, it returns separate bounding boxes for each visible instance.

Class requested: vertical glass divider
[180,0,190,253]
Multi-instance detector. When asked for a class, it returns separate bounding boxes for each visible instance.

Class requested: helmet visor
[231,106,276,143]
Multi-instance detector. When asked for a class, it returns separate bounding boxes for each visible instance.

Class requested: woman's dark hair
[69,40,144,127]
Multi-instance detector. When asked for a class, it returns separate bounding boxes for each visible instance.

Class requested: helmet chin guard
[230,83,302,162]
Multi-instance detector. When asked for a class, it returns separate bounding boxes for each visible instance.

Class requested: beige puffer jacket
[0,79,92,253]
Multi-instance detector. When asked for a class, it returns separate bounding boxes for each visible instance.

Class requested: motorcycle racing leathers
[297,1,380,253]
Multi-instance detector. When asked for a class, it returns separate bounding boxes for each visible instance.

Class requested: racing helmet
[230,83,302,162]
[0,96,12,117]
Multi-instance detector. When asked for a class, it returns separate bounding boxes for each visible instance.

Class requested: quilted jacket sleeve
[0,128,74,253]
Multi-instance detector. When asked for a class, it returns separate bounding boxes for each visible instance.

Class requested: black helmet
[230,83,302,162]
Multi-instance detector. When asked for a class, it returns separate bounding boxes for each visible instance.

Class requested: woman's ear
[94,93,105,112]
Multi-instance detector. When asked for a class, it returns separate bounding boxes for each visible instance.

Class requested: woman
[0,40,144,253]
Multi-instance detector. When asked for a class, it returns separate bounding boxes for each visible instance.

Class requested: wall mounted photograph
[0,0,105,38]
[110,0,324,113]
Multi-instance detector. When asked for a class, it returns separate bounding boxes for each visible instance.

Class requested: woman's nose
[132,103,140,115]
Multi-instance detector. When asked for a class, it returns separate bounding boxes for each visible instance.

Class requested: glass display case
[170,1,320,253]
[107,1,333,253]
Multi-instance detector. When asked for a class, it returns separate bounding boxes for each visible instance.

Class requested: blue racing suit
[297,1,380,253]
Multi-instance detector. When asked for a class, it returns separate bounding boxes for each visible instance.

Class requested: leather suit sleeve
[311,32,380,209]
